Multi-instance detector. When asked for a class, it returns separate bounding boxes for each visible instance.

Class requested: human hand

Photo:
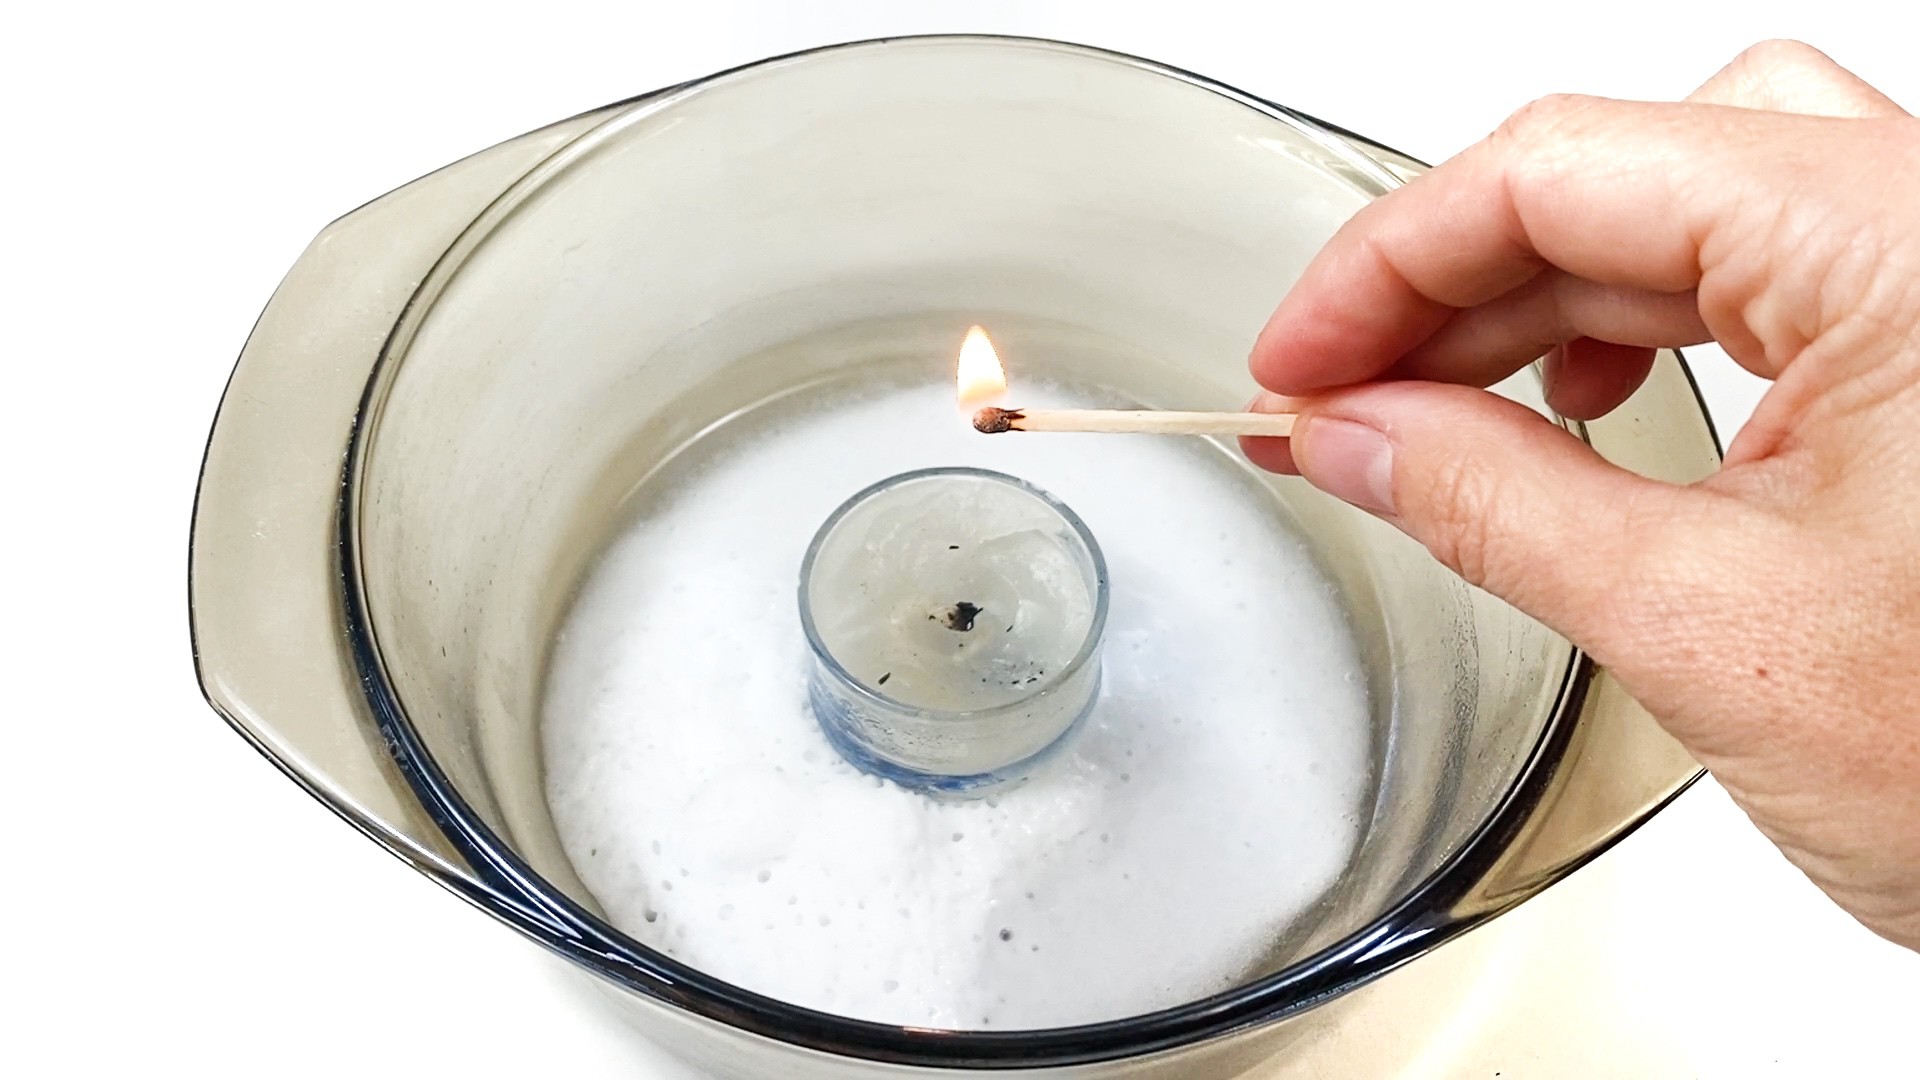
[1245,41,1920,948]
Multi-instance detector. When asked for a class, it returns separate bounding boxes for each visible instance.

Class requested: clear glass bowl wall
[351,40,1569,1008]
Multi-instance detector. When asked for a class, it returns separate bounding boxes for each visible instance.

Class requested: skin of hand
[1243,40,1920,949]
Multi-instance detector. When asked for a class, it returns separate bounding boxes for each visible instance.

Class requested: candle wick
[931,601,983,632]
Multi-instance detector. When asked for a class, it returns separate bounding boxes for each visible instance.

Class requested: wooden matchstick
[972,407,1296,437]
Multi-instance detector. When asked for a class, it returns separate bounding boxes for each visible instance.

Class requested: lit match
[956,325,1296,438]
[972,406,1295,437]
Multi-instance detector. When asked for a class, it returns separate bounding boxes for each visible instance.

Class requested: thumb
[1280,381,1710,655]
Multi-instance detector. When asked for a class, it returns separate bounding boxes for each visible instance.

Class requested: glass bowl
[191,35,1720,1078]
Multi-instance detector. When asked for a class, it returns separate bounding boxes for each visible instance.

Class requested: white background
[6,2,1919,1076]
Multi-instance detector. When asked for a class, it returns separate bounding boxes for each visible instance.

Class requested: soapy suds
[543,379,1372,1029]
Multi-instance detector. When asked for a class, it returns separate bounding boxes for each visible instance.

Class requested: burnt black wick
[930,601,984,632]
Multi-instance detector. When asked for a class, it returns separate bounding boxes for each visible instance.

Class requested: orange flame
[956,325,1008,408]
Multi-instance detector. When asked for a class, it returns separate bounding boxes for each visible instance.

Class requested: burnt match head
[972,407,1022,434]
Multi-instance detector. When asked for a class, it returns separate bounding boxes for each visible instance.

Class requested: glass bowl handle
[188,103,627,910]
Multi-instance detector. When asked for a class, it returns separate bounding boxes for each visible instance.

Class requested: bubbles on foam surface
[542,379,1372,1028]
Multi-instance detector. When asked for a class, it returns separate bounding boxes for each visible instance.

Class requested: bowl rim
[338,32,1633,1069]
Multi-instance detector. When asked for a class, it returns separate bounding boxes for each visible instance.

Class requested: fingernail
[1297,418,1396,515]
[1540,345,1567,414]
[1245,390,1299,414]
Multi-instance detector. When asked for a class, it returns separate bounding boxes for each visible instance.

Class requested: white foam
[542,379,1371,1028]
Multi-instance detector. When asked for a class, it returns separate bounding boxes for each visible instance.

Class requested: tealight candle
[798,466,1108,792]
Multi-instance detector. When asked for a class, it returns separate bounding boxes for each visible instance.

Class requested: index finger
[1687,39,1907,118]
[1250,95,1800,394]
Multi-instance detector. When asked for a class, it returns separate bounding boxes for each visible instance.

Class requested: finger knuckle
[1489,96,1607,203]
[1734,38,1830,75]
[1494,93,1603,148]
[1417,454,1507,590]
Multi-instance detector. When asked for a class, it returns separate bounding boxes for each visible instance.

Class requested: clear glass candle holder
[799,467,1109,792]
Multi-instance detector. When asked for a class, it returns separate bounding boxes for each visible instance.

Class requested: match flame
[956,325,1008,408]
